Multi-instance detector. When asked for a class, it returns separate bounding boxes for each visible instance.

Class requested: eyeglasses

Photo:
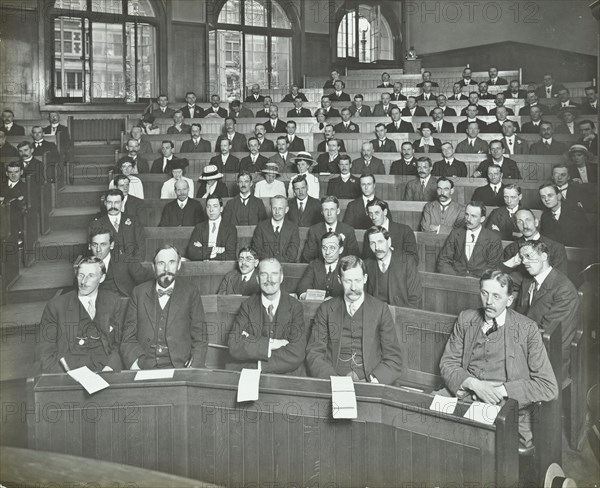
[321,245,339,253]
[238,256,256,263]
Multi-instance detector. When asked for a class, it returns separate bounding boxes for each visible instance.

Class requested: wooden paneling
[171,23,207,101]
[305,33,333,84]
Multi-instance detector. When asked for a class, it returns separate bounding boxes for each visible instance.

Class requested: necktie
[35,142,41,148]
[486,318,499,336]
[242,275,247,282]
[421,180,426,193]
[157,287,173,297]
[267,304,274,321]
[553,212,559,221]
[179,201,185,209]
[274,226,280,236]
[437,123,441,132]
[348,302,355,317]
[241,196,249,206]
[298,201,304,213]
[111,218,119,232]
[328,227,333,233]
[86,299,95,320]
[212,222,217,233]
[466,232,475,260]
[544,141,550,147]
[528,281,538,305]
[381,261,388,273]
[470,141,474,148]
[424,144,429,153]
[379,140,383,148]
[493,186,498,196]
[297,110,301,115]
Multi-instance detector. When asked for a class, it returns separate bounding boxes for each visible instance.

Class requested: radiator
[71,117,125,142]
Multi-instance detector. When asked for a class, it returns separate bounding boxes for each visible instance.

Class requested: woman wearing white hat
[287,151,320,199]
[254,162,287,198]
[196,164,229,199]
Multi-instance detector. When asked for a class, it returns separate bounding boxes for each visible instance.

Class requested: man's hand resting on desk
[462,378,507,404]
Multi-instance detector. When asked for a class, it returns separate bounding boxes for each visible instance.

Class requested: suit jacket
[306,294,402,385]
[318,107,341,119]
[349,104,372,117]
[455,137,489,154]
[264,119,287,133]
[437,227,503,277]
[401,106,428,117]
[33,140,60,166]
[489,106,515,116]
[210,154,240,174]
[227,293,307,374]
[500,136,529,155]
[217,269,261,296]
[503,89,528,99]
[362,221,418,264]
[251,218,300,262]
[377,82,393,89]
[456,118,487,133]
[286,136,306,152]
[101,251,154,298]
[245,94,265,103]
[540,205,590,248]
[230,107,255,118]
[351,157,386,175]
[568,162,598,184]
[287,107,312,118]
[326,175,361,200]
[385,120,415,133]
[448,94,468,101]
[431,106,457,117]
[239,154,268,172]
[257,138,276,153]
[518,103,548,116]
[520,121,544,134]
[578,134,597,155]
[180,105,203,119]
[196,180,229,199]
[432,159,468,178]
[287,196,322,227]
[390,158,417,176]
[255,109,269,118]
[122,194,146,225]
[529,139,567,156]
[365,254,422,308]
[334,121,360,134]
[415,93,437,102]
[535,84,565,99]
[216,133,247,153]
[203,106,228,118]
[579,102,598,115]
[22,157,45,185]
[301,221,359,263]
[151,157,177,173]
[223,195,267,226]
[372,103,398,117]
[158,198,206,227]
[329,92,351,102]
[151,107,176,119]
[166,123,191,135]
[488,77,509,86]
[460,105,488,116]
[431,120,455,133]
[317,139,347,152]
[458,79,478,88]
[475,158,521,179]
[296,259,344,298]
[342,197,373,230]
[515,268,579,382]
[121,279,208,369]
[472,184,506,207]
[486,120,521,134]
[403,176,437,201]
[421,200,465,234]
[0,142,18,158]
[440,308,558,406]
[43,124,72,158]
[38,289,126,373]
[269,152,294,173]
[413,138,443,153]
[117,155,150,174]
[485,206,520,241]
[186,220,237,261]
[2,123,25,135]
[315,153,340,174]
[390,93,407,102]
[90,214,145,260]
[371,138,397,153]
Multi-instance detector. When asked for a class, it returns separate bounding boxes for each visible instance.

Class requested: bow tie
[157,288,173,297]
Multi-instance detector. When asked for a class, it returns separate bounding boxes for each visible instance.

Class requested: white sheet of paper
[331,376,358,419]
[429,395,458,415]
[134,369,175,381]
[464,401,501,425]
[237,368,260,402]
[305,289,327,301]
[67,366,110,394]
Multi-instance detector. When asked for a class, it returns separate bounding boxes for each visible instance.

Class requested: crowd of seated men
[2,67,596,457]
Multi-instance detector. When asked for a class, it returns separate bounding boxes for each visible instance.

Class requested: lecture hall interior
[0,0,599,486]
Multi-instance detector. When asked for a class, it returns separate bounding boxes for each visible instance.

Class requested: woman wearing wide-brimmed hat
[160,158,195,199]
[287,151,320,199]
[254,162,286,198]
[196,164,229,199]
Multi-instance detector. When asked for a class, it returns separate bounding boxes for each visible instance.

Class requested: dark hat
[419,122,435,131]
[557,105,579,118]
[170,158,189,171]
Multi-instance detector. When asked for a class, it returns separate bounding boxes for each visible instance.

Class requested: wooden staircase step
[57,185,105,208]
[6,262,73,304]
[49,207,98,231]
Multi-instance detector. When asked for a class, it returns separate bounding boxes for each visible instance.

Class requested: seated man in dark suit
[286,96,312,118]
[386,106,414,133]
[196,164,229,199]
[217,247,261,296]
[515,240,579,382]
[518,91,548,116]
[390,82,407,102]
[240,137,268,172]
[151,140,178,173]
[121,245,208,370]
[499,120,527,156]
[551,162,590,210]
[415,80,436,102]
[486,107,520,135]
[327,156,362,199]
[187,195,237,261]
[370,123,397,154]
[109,174,145,225]
[539,183,590,248]
[477,81,495,100]
[401,96,427,117]
[364,226,422,308]
[456,105,487,133]
[38,257,126,373]
[535,73,565,99]
[323,69,341,90]
[228,258,308,374]
[457,67,478,88]
[255,96,272,118]
[416,71,439,88]
[264,105,287,133]
[404,156,437,202]
[430,107,455,133]
[245,83,265,103]
[223,171,267,226]
[179,123,211,153]
[252,195,300,262]
[229,100,254,119]
[253,123,276,152]
[377,71,393,88]
[88,227,153,298]
[364,199,418,264]
[286,175,322,228]
[440,269,558,448]
[210,138,240,174]
[529,122,567,156]
[118,138,149,175]
[351,142,385,175]
[17,141,45,188]
[215,117,247,153]
[413,122,442,153]
[317,124,347,152]
[315,137,342,175]
[472,164,506,207]
[306,255,402,384]
[297,231,345,300]
[372,92,398,117]
[0,161,26,236]
[485,183,522,241]
[281,83,308,103]
[329,80,351,102]
[180,91,202,119]
[421,177,465,234]
[158,179,207,227]
[167,110,191,135]
[334,107,360,134]
[390,141,418,176]
[489,93,514,116]
[579,86,598,114]
[432,94,457,116]
[203,94,228,118]
[551,87,580,115]
[44,111,72,161]
[473,140,521,179]
[555,106,578,135]
[460,92,488,116]
[487,66,508,85]
[302,196,359,263]
[151,94,176,119]
[437,201,503,277]
[1,109,25,135]
[285,120,306,152]
[317,95,340,119]
[342,173,378,230]
[0,129,18,158]
[520,106,545,134]
[504,80,527,100]
[348,94,372,117]
[448,82,468,101]
[432,143,468,177]
[31,125,59,180]
[577,119,598,156]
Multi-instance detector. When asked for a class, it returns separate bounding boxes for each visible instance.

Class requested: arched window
[337,5,393,63]
[51,0,158,102]
[210,0,294,101]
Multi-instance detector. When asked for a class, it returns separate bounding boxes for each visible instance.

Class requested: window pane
[272,0,291,29]
[125,22,156,100]
[218,0,241,24]
[91,0,122,14]
[245,34,268,91]
[245,0,266,28]
[270,36,290,89]
[54,0,86,10]
[337,11,356,58]
[91,22,125,98]
[127,0,155,17]
[54,16,84,98]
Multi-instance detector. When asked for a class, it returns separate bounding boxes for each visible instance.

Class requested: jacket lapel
[143,284,158,330]
[65,292,80,352]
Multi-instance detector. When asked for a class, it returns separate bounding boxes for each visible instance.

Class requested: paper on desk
[305,289,327,301]
[134,369,175,381]
[429,395,458,415]
[237,368,260,402]
[67,366,110,394]
[464,401,501,425]
[331,376,357,419]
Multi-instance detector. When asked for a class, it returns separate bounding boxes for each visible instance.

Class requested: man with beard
[121,245,208,370]
[217,247,261,296]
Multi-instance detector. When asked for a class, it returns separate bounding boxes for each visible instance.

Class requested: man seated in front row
[217,247,261,296]
[121,245,208,370]
[227,258,307,375]
[364,226,422,309]
[38,257,126,373]
[306,255,402,385]
[437,201,503,278]
[297,231,345,300]
[440,269,558,448]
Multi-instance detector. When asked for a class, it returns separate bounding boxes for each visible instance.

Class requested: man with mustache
[306,255,402,385]
[217,247,261,296]
[420,177,465,234]
[227,258,308,374]
[121,245,208,370]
